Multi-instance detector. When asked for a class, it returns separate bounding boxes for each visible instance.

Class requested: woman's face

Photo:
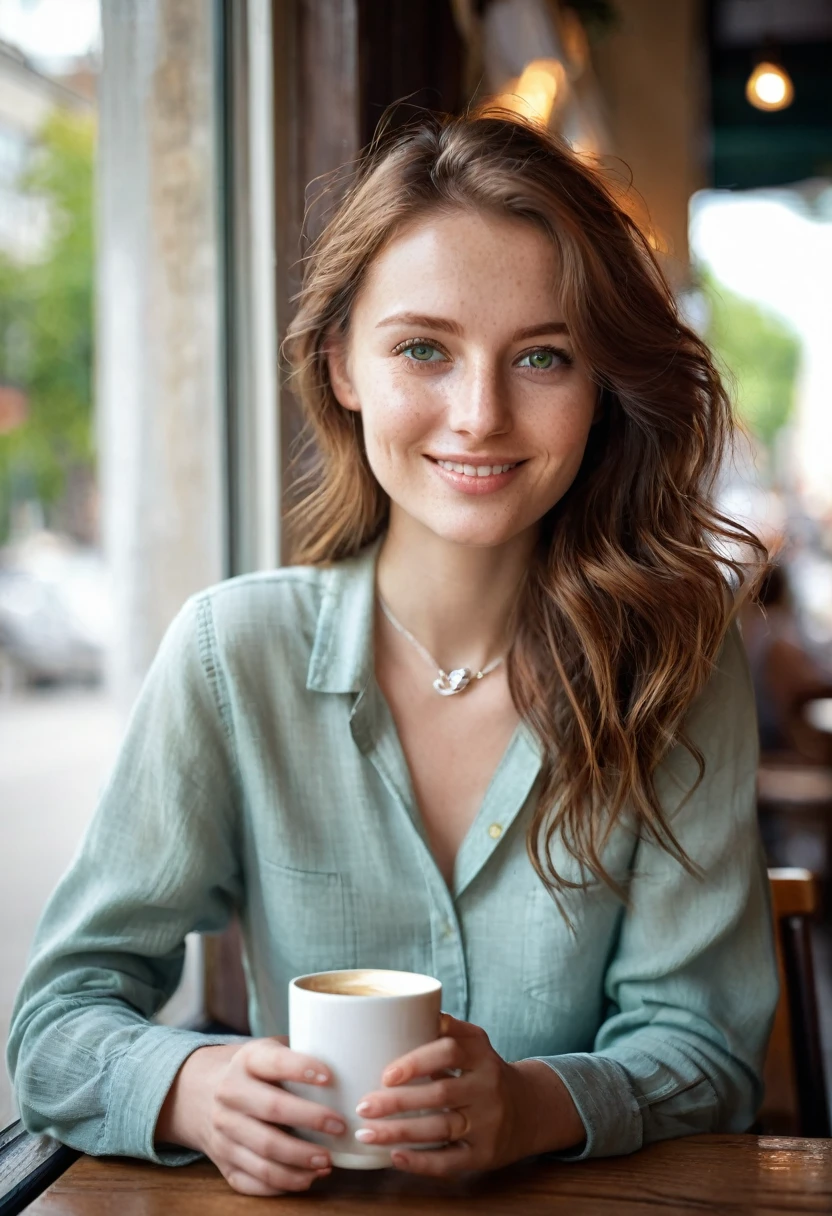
[328,208,599,550]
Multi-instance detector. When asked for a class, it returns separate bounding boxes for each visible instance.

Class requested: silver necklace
[377,594,504,696]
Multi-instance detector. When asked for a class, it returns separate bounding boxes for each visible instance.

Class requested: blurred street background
[1,0,831,1131]
[0,688,121,1127]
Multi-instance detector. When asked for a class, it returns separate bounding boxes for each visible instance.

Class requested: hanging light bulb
[746,61,794,112]
[487,59,567,128]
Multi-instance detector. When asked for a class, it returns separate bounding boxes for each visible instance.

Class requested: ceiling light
[746,61,794,112]
[488,59,567,127]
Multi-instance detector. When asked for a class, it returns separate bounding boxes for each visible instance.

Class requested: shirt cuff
[105,1025,247,1164]
[533,1053,643,1159]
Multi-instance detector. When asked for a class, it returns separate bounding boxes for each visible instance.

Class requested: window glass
[0,0,117,1128]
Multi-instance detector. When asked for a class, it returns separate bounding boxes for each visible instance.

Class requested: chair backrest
[761,867,830,1136]
[203,917,251,1035]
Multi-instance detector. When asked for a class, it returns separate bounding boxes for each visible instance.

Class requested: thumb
[439,1012,479,1038]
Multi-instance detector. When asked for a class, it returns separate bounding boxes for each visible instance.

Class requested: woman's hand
[353,1014,586,1174]
[155,1038,346,1196]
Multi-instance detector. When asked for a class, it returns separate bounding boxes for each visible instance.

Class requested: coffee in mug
[298,973,406,997]
[286,968,442,1169]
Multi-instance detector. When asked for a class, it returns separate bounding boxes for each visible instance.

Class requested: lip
[426,455,524,496]
[427,454,526,466]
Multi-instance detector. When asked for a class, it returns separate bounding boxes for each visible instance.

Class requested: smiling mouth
[431,458,523,478]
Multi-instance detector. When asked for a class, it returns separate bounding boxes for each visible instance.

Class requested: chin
[415,510,529,550]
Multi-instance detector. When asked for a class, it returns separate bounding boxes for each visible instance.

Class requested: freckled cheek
[551,416,594,462]
[535,391,595,451]
[359,375,444,461]
[528,402,595,495]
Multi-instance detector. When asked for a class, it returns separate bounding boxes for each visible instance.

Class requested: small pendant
[433,668,472,696]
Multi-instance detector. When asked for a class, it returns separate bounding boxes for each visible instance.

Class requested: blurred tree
[0,108,95,541]
[702,269,801,447]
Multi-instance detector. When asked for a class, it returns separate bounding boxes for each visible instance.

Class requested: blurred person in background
[742,561,832,766]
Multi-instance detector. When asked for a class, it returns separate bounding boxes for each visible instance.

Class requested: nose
[446,358,512,441]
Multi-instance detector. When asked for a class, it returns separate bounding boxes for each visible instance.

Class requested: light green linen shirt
[7,540,778,1165]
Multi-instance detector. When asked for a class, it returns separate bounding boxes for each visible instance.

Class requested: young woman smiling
[9,113,778,1197]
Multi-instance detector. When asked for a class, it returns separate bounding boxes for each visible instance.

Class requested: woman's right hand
[155,1038,346,1196]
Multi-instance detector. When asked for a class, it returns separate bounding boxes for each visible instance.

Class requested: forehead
[353,208,562,330]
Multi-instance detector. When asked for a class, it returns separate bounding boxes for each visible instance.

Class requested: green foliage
[701,269,801,447]
[0,108,95,538]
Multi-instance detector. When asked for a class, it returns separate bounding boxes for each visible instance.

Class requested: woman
[8,113,778,1197]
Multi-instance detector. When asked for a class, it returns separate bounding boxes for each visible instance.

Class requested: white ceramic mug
[286,967,442,1169]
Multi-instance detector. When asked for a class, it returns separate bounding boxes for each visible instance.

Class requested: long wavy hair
[283,111,765,902]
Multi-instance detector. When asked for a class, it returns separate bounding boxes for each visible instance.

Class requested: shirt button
[441,921,455,939]
[488,823,503,840]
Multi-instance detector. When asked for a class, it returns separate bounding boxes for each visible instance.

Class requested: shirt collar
[306,537,383,694]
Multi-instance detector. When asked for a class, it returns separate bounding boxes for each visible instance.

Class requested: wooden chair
[202,917,251,1035]
[760,867,831,1136]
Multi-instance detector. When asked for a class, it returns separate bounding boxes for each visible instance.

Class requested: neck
[376,508,536,671]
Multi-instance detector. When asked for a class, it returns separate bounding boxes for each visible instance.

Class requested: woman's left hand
[353,1013,585,1175]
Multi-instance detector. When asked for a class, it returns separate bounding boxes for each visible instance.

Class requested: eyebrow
[513,321,570,340]
[375,312,570,341]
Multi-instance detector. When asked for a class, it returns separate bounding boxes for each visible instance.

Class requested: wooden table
[25,1135,832,1214]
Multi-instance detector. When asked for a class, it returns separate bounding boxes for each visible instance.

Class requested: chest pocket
[261,860,357,976]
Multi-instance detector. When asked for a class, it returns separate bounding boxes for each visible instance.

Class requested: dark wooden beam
[358,0,465,146]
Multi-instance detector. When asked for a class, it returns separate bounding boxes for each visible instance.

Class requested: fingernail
[324,1118,346,1135]
[355,1101,372,1116]
[316,1072,329,1083]
[384,1067,403,1084]
[303,1068,317,1080]
[310,1154,329,1168]
[391,1151,407,1166]
[355,1128,377,1143]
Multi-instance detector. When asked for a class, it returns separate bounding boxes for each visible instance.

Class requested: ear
[325,331,361,413]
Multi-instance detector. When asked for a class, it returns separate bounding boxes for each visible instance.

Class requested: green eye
[519,349,557,370]
[402,342,444,363]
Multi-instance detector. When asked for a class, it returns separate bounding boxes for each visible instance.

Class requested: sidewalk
[0,687,123,1126]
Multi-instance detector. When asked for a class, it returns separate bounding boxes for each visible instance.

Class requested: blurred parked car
[0,532,112,687]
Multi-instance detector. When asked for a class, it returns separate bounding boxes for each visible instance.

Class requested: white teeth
[436,460,518,476]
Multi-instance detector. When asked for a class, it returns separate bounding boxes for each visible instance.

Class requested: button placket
[452,726,543,900]
[350,682,469,1018]
[431,899,467,1019]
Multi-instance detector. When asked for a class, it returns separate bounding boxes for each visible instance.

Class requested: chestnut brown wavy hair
[283,111,765,902]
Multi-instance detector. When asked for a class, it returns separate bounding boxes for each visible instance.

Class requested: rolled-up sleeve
[538,622,778,1158]
[6,594,247,1163]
